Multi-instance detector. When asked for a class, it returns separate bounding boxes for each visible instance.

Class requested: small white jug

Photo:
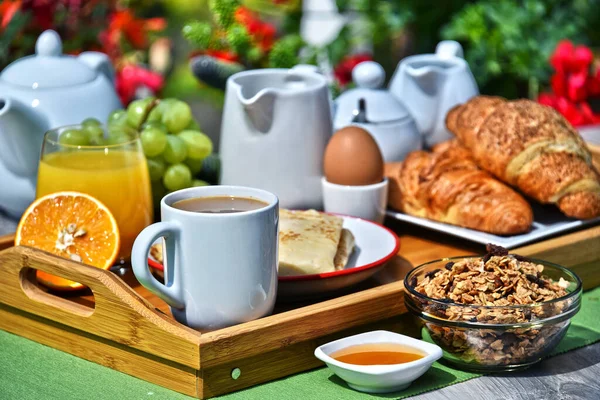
[389,40,479,147]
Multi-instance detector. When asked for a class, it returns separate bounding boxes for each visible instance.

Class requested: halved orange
[15,191,120,291]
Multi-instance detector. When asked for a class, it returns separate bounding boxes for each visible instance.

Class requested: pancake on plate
[278,209,355,276]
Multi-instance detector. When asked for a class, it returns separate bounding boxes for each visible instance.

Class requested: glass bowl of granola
[403,245,582,372]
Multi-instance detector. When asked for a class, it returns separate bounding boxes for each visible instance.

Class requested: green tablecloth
[2,287,600,400]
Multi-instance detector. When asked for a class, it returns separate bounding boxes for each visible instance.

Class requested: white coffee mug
[131,186,279,330]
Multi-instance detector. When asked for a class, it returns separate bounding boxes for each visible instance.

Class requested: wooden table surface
[1,209,599,400]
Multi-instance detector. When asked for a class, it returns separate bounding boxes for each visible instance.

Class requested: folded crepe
[278,209,355,276]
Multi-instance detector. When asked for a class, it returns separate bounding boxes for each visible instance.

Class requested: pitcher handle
[131,221,185,309]
[436,40,464,60]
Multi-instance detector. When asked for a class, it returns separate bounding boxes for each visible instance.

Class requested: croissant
[446,96,600,219]
[385,140,533,235]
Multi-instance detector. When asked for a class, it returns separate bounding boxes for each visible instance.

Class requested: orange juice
[37,150,153,260]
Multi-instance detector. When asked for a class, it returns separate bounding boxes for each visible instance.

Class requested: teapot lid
[0,30,97,89]
[334,61,411,127]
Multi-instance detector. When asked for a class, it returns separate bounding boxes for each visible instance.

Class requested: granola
[408,244,575,367]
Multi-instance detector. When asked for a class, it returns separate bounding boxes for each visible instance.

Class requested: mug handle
[131,221,185,309]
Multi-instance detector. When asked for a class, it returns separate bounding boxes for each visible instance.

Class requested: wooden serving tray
[0,221,599,399]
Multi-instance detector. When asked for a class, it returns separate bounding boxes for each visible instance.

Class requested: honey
[330,343,425,366]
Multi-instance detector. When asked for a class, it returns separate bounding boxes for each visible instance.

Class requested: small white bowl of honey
[314,330,442,394]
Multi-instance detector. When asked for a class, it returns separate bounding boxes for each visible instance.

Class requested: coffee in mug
[131,186,279,330]
[172,195,267,214]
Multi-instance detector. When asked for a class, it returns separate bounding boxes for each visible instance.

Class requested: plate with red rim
[148,213,400,301]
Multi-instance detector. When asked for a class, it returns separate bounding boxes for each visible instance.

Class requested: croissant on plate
[385,140,533,235]
[446,96,600,219]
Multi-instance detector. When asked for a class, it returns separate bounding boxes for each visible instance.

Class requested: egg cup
[322,177,389,224]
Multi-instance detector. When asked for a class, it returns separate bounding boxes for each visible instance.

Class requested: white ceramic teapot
[334,61,422,162]
[219,69,332,209]
[388,40,479,147]
[0,30,122,217]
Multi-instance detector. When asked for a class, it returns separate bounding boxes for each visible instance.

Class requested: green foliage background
[3,0,598,101]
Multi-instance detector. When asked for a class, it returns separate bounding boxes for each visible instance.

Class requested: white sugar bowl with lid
[0,29,122,217]
[334,61,422,163]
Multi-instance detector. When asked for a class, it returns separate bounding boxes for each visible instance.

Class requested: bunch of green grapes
[67,97,215,209]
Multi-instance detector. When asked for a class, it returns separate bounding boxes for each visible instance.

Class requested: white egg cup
[322,177,388,224]
[314,330,442,394]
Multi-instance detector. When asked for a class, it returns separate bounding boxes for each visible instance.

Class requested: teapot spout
[241,89,277,134]
[0,98,47,179]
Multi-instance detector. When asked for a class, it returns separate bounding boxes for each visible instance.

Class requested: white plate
[277,215,400,301]
[149,214,400,301]
[386,203,600,249]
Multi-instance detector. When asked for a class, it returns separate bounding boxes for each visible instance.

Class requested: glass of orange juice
[37,124,153,262]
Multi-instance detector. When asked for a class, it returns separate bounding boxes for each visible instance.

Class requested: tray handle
[0,245,201,369]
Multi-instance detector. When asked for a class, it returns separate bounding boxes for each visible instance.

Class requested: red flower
[189,49,240,63]
[0,0,21,29]
[580,102,600,125]
[23,0,57,30]
[334,54,373,86]
[234,6,276,52]
[540,40,600,126]
[567,70,588,102]
[550,73,567,98]
[551,40,593,74]
[557,97,587,126]
[3,0,60,31]
[115,64,164,105]
[101,10,166,59]
[538,93,558,108]
[588,69,600,97]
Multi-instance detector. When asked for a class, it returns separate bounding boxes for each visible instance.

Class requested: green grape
[106,126,135,146]
[177,130,213,160]
[162,100,192,133]
[163,135,187,164]
[106,133,131,146]
[84,125,105,145]
[146,106,163,123]
[185,157,203,175]
[108,112,129,129]
[147,156,166,182]
[186,119,201,131]
[59,129,90,146]
[151,181,167,208]
[127,97,155,128]
[163,163,192,191]
[192,179,209,187]
[108,110,127,124]
[147,99,175,123]
[142,121,168,133]
[82,117,102,128]
[140,126,168,157]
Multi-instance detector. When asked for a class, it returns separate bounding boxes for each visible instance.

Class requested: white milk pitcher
[219,69,333,209]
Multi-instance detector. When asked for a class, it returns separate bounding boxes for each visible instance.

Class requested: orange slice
[15,191,120,291]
